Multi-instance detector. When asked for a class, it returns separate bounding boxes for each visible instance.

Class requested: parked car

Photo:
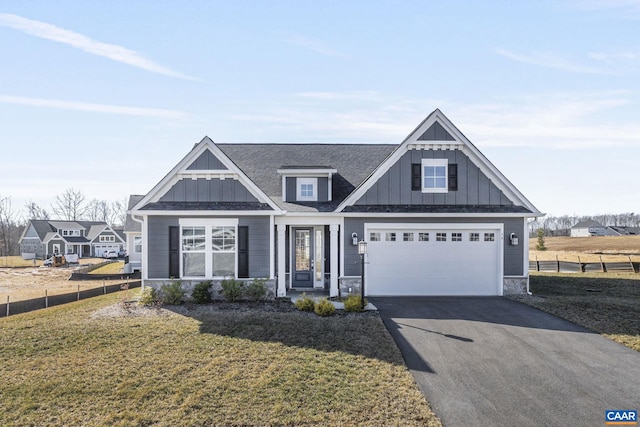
[117,249,127,258]
[103,250,118,259]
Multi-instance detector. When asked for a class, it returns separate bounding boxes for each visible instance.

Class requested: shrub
[246,278,268,302]
[191,281,212,304]
[138,287,159,306]
[220,278,245,302]
[536,229,547,251]
[294,294,315,312]
[343,295,366,312]
[159,280,185,305]
[314,298,336,317]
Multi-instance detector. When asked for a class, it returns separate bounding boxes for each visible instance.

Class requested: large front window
[180,219,237,278]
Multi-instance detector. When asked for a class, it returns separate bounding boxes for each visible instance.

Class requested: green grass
[88,261,124,275]
[513,272,640,351]
[0,293,440,426]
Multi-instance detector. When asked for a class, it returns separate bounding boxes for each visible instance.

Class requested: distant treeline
[529,213,640,236]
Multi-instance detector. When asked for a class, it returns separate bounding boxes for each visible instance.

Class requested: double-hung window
[297,177,317,201]
[421,159,448,193]
[180,219,237,278]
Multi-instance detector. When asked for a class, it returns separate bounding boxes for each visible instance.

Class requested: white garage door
[365,224,502,296]
[95,245,120,257]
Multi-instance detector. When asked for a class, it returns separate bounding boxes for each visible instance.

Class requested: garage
[364,224,503,296]
[94,245,120,257]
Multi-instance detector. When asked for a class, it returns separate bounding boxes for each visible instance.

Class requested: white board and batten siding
[364,223,503,296]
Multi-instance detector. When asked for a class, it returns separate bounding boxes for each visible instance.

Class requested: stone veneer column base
[503,277,528,295]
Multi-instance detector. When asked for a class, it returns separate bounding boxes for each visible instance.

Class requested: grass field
[530,236,640,262]
[88,261,124,275]
[510,272,640,352]
[0,293,440,426]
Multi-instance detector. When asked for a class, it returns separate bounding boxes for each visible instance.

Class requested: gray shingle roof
[217,143,398,212]
[124,195,145,232]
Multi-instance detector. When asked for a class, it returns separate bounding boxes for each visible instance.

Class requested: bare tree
[85,199,111,223]
[24,200,49,220]
[0,196,18,256]
[109,197,128,228]
[51,188,87,221]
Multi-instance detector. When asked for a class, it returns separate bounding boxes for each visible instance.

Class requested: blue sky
[1,0,639,217]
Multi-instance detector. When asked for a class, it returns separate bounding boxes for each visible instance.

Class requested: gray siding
[354,150,514,206]
[285,177,296,202]
[343,217,525,277]
[147,216,178,279]
[418,122,455,141]
[186,150,228,170]
[159,178,258,203]
[147,215,271,279]
[239,216,270,278]
[23,224,40,238]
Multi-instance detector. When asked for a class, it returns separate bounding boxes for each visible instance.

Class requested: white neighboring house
[570,221,609,237]
[124,195,144,273]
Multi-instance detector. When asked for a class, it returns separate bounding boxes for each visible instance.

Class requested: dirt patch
[0,264,131,302]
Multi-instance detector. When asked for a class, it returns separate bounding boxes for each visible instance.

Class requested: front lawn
[511,272,640,351]
[0,293,440,426]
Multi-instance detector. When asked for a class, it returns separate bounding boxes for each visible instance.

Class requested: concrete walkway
[371,296,640,427]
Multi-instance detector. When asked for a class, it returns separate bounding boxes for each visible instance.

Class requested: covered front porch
[275,218,341,298]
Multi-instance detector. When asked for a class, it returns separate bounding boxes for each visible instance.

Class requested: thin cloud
[0,95,189,119]
[495,48,607,74]
[0,13,197,81]
[285,34,348,58]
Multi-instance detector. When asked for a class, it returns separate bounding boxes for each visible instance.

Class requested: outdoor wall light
[351,232,358,246]
[358,240,368,255]
[509,233,519,246]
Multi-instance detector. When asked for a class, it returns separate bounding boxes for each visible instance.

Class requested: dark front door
[293,228,313,287]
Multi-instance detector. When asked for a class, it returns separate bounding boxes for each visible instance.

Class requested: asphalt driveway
[371,297,640,427]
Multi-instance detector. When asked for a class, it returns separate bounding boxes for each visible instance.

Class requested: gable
[353,149,513,207]
[186,150,228,170]
[418,122,455,141]
[337,109,541,215]
[158,178,259,203]
[132,137,281,213]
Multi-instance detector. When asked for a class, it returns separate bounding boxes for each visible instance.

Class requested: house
[570,221,609,237]
[130,109,542,297]
[19,220,125,259]
[123,194,145,273]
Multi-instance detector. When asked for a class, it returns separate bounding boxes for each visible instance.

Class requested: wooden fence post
[6,295,8,317]
[103,280,106,295]
[600,256,605,273]
[556,255,560,272]
[629,256,635,273]
[77,284,80,301]
[45,289,48,308]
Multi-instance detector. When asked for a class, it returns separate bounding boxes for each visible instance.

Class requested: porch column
[276,223,287,297]
[329,224,339,297]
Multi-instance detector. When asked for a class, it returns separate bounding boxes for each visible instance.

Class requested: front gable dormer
[277,167,337,203]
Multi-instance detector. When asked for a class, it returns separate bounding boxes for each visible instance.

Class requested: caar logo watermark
[606,410,637,425]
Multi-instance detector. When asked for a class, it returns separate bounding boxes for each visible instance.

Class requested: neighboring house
[19,220,125,258]
[130,109,542,297]
[570,221,609,237]
[124,194,145,273]
[607,226,639,236]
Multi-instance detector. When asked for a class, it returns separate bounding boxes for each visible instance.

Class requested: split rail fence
[529,256,638,274]
[0,280,141,318]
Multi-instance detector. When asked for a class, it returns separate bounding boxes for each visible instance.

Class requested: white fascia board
[277,168,337,175]
[341,212,543,218]
[131,137,281,212]
[274,215,343,225]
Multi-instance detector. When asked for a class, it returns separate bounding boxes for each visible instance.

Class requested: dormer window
[297,178,317,201]
[277,167,337,203]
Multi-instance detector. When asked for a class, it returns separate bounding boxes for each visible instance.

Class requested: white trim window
[180,219,238,278]
[297,177,317,201]
[134,236,142,253]
[421,159,448,193]
[100,235,115,243]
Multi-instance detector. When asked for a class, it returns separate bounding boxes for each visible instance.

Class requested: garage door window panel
[452,233,462,242]
[470,233,480,242]
[436,233,447,242]
[484,233,495,242]
[370,232,380,241]
[419,232,429,241]
[386,232,397,242]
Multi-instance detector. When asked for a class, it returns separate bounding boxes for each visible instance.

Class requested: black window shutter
[411,163,421,191]
[169,226,180,278]
[237,226,249,278]
[448,164,458,191]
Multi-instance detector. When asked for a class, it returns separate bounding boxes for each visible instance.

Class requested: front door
[293,228,313,287]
